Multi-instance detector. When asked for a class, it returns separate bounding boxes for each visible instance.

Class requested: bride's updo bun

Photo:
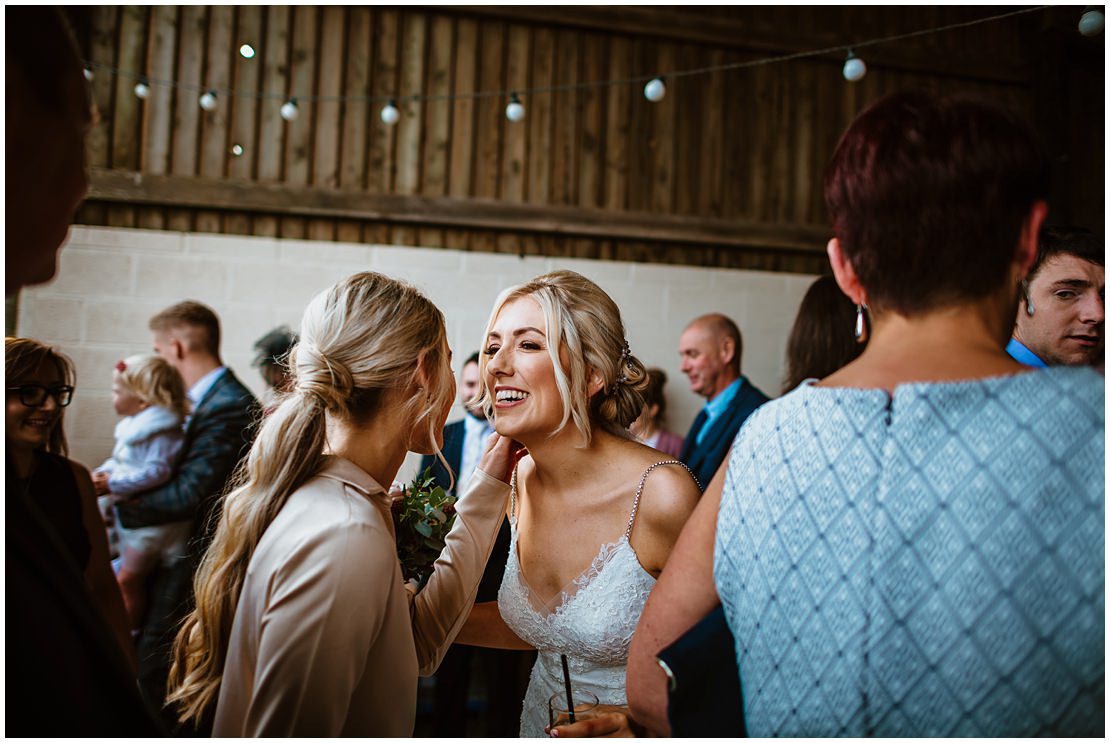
[476,270,646,445]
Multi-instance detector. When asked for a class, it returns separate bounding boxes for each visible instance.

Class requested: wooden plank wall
[68,6,1094,274]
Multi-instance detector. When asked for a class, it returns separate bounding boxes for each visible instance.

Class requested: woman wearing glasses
[6,337,134,664]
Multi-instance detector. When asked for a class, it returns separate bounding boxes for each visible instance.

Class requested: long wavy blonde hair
[166,272,454,724]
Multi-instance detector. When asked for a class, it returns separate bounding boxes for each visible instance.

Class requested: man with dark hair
[418,352,532,737]
[677,313,769,491]
[5,7,162,735]
[115,300,257,730]
[253,325,298,412]
[1009,225,1105,367]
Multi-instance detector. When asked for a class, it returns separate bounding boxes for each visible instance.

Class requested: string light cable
[82,5,1059,112]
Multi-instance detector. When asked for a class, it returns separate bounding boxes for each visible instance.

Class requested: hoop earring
[854,304,870,344]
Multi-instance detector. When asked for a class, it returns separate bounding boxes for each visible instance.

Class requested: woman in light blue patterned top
[623,91,1103,739]
[712,92,1105,736]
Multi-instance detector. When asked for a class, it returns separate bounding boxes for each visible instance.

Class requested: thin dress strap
[509,465,519,523]
[625,459,699,539]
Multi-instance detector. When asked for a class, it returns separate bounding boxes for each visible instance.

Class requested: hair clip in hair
[115,360,127,372]
[620,341,631,363]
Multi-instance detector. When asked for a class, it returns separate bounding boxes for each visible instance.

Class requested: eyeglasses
[6,385,75,408]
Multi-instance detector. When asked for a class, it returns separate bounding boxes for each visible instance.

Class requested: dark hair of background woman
[781,276,864,394]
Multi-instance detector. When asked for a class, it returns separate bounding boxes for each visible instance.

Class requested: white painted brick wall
[16,226,818,483]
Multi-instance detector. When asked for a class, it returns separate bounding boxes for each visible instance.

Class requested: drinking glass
[548,689,599,730]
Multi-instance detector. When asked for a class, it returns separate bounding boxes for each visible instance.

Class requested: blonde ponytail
[166,271,454,725]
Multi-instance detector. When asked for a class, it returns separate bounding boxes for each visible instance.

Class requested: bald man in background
[677,314,770,491]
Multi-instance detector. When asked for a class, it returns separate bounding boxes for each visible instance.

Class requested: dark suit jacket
[419,416,508,603]
[116,368,257,537]
[679,376,770,491]
[419,418,465,498]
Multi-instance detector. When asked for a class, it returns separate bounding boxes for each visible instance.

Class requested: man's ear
[170,336,187,362]
[719,336,736,366]
[827,237,868,306]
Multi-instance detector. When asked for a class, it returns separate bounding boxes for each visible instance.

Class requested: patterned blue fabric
[714,367,1104,736]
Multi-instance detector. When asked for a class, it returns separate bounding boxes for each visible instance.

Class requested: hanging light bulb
[239,44,256,59]
[842,51,867,82]
[83,65,94,81]
[1079,6,1104,36]
[199,90,218,111]
[505,92,525,122]
[133,76,150,100]
[380,99,400,125]
[643,77,666,102]
[280,98,299,121]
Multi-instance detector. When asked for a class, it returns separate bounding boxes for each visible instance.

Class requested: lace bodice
[498,460,691,737]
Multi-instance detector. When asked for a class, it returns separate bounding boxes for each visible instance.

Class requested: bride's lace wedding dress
[497,461,690,737]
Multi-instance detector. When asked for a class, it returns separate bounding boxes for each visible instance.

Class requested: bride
[456,270,701,736]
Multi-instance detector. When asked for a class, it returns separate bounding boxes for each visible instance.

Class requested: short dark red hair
[824,91,1049,316]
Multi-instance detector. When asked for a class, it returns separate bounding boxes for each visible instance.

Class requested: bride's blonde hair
[167,271,454,725]
[474,270,648,446]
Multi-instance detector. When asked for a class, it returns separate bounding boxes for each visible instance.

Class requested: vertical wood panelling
[602,37,631,211]
[83,6,119,225]
[225,6,263,235]
[447,17,478,204]
[229,6,262,182]
[340,8,372,192]
[167,6,206,232]
[367,9,399,196]
[423,16,454,197]
[145,6,178,177]
[648,43,676,215]
[473,21,505,201]
[196,5,233,234]
[500,25,530,203]
[253,6,291,238]
[420,15,456,247]
[281,5,318,238]
[526,28,555,205]
[308,6,345,241]
[76,7,1073,272]
[698,48,725,217]
[625,39,654,212]
[395,13,426,196]
[673,44,701,217]
[549,29,579,205]
[111,6,147,172]
[577,33,605,210]
[257,6,290,184]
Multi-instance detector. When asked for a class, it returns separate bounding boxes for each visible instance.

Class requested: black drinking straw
[560,654,576,724]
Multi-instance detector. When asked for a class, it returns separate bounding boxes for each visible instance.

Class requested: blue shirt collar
[704,378,743,421]
[1006,338,1048,368]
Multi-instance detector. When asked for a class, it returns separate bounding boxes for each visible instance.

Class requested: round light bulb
[231,143,244,157]
[83,66,94,81]
[505,94,525,122]
[134,80,150,99]
[644,77,666,102]
[280,100,299,121]
[380,100,400,125]
[239,44,256,59]
[199,91,218,111]
[1079,8,1104,36]
[843,54,867,82]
